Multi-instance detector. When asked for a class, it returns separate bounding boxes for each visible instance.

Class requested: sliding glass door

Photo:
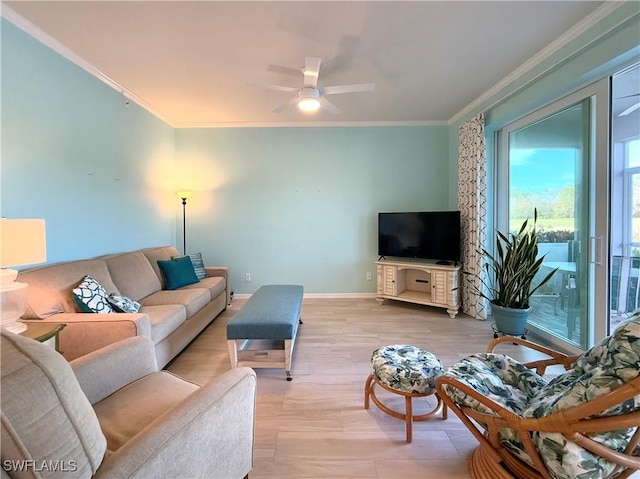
[498,79,610,350]
[609,64,640,333]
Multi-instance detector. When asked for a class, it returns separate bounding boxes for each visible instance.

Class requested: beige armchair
[1,331,257,479]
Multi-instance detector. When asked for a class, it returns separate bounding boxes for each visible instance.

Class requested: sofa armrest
[71,336,158,404]
[21,312,152,362]
[94,367,257,479]
[205,265,228,280]
[205,266,230,304]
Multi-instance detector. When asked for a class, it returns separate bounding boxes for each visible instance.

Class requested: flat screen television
[378,211,461,263]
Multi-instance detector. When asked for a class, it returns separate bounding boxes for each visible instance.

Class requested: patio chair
[435,315,640,479]
[611,255,640,317]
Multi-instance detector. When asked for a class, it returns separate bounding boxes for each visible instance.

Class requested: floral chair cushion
[441,352,549,463]
[442,353,547,416]
[441,316,640,479]
[521,317,640,479]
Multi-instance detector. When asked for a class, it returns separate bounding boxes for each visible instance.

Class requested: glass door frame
[495,78,610,352]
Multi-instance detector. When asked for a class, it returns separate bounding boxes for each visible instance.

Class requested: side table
[19,322,66,353]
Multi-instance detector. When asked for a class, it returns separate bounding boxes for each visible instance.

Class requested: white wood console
[375,259,461,318]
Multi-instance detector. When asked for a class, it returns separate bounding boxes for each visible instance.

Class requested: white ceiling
[2,1,614,127]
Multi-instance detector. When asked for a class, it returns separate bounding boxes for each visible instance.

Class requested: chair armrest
[487,336,579,374]
[71,336,158,404]
[21,313,152,361]
[94,367,257,479]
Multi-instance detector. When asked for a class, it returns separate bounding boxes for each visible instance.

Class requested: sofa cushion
[1,331,107,476]
[138,304,187,344]
[142,246,182,288]
[105,252,161,301]
[18,259,120,319]
[93,371,199,452]
[157,256,199,290]
[73,275,115,314]
[139,289,210,319]
[181,276,226,300]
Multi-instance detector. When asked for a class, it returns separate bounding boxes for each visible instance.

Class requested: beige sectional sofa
[17,246,229,367]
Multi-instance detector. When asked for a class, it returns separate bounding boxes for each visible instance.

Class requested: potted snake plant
[463,209,557,335]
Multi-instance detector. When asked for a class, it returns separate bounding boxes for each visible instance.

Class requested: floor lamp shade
[1,219,47,333]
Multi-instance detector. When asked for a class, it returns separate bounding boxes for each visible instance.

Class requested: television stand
[375,259,461,318]
[436,260,452,265]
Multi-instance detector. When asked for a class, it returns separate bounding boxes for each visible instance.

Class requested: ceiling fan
[246,57,375,114]
[617,93,640,117]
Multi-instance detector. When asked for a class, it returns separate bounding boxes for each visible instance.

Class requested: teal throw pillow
[172,252,207,280]
[158,256,199,290]
[108,293,141,313]
[72,275,115,314]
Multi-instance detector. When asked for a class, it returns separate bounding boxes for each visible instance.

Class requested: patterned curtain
[458,113,488,320]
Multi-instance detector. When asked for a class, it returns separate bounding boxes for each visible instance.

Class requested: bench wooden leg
[284,339,293,380]
[227,340,238,369]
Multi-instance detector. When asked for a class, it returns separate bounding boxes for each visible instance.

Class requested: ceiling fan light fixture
[297,87,321,113]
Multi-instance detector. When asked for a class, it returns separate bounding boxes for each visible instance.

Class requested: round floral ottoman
[364,344,447,443]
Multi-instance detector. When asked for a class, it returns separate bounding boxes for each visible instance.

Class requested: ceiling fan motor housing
[297,87,321,112]
[299,87,320,101]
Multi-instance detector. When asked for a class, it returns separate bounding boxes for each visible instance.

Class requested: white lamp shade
[1,219,46,333]
[1,219,47,268]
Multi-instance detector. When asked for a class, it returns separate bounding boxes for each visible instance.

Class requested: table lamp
[1,219,46,333]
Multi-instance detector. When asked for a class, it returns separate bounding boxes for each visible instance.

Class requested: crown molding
[174,120,448,128]
[447,1,631,126]
[1,3,176,126]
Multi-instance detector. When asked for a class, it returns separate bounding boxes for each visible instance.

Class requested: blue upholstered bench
[227,285,303,380]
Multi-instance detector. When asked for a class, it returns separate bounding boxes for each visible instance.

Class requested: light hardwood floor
[167,297,556,479]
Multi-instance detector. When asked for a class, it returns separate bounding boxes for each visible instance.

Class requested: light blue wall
[1,19,176,264]
[175,126,449,294]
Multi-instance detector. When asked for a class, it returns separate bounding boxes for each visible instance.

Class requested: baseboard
[233,292,377,300]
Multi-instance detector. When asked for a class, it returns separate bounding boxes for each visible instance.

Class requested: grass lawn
[511,217,574,231]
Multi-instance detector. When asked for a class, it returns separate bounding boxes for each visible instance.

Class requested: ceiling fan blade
[267,64,302,77]
[319,97,341,115]
[272,96,299,113]
[303,57,322,88]
[619,101,640,117]
[322,83,375,95]
[244,81,298,93]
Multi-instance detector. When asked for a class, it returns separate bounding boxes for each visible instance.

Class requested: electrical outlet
[366,272,372,281]
[245,273,251,282]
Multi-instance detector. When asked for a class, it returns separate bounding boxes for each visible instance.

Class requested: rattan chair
[435,317,640,479]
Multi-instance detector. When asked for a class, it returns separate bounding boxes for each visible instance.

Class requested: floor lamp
[1,219,47,333]
[178,191,192,255]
